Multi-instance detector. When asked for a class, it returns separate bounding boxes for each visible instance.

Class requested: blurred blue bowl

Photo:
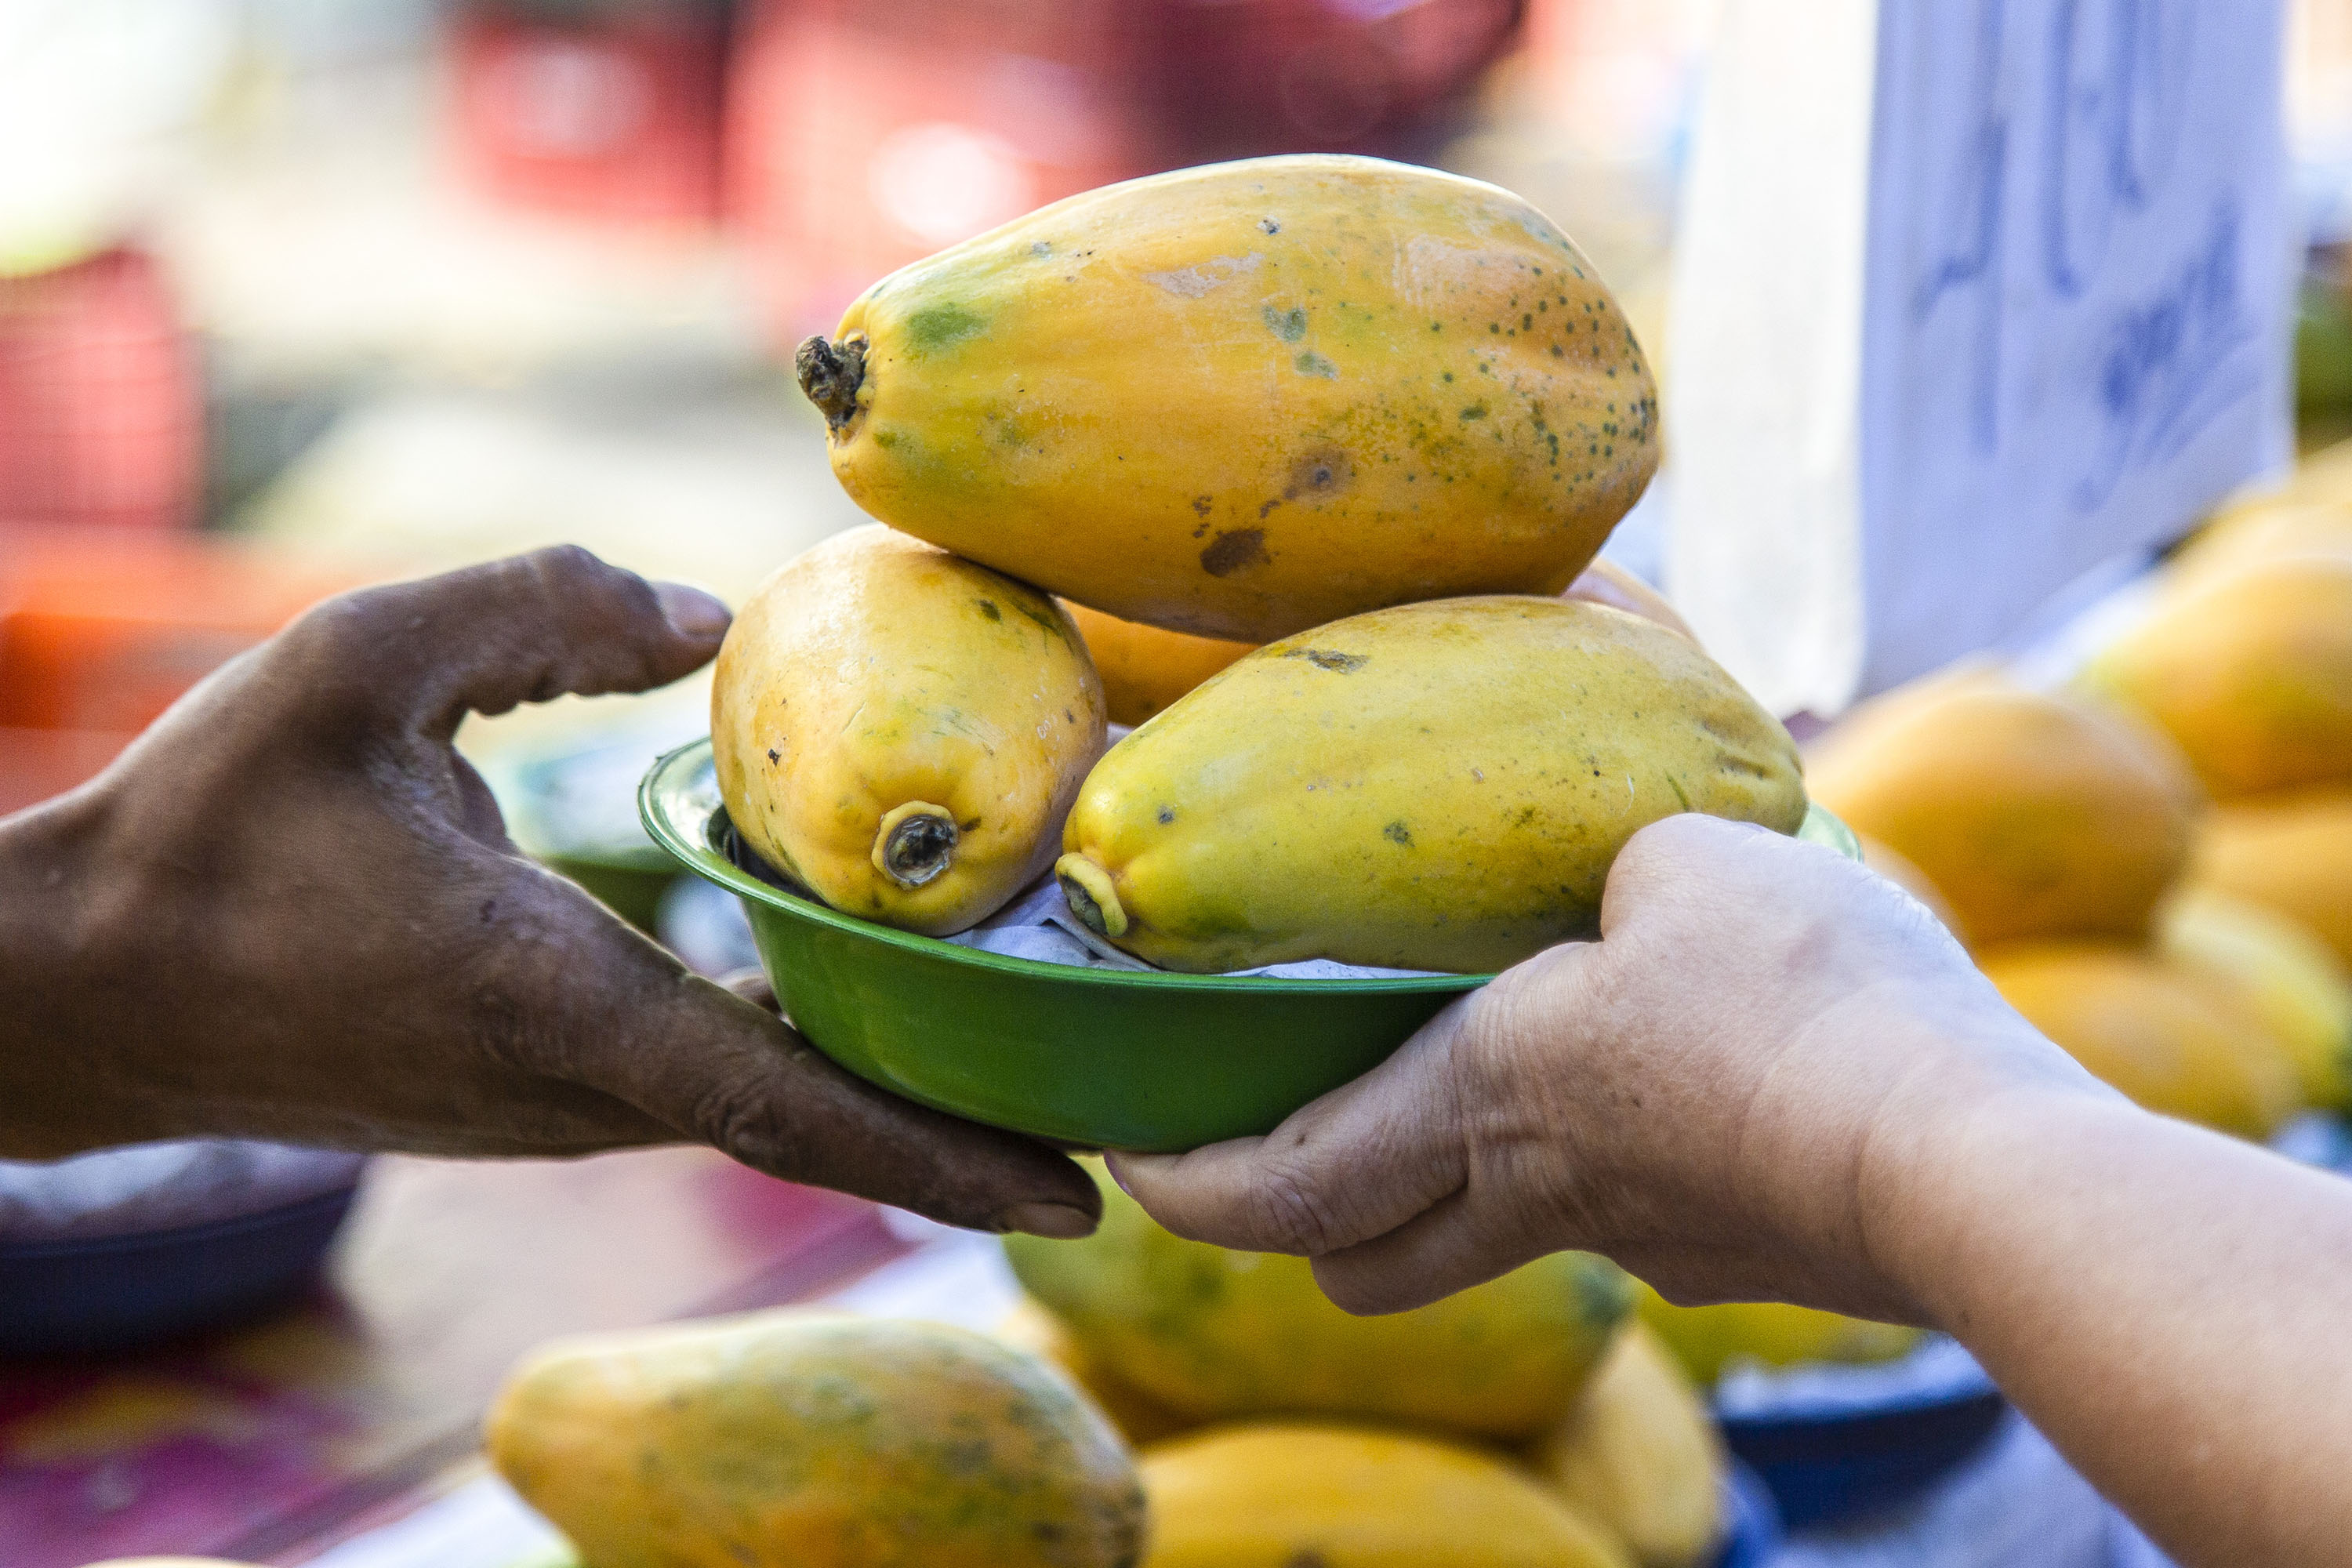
[1713,1338,2007,1531]
[0,1183,360,1357]
[1714,1459,1784,1568]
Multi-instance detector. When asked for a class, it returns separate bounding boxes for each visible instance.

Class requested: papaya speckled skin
[711,525,1105,936]
[486,1312,1145,1568]
[1056,597,1804,974]
[1004,1163,1633,1443]
[1138,1423,1631,1568]
[804,154,1657,643]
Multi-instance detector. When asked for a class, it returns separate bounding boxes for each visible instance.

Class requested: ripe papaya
[1530,1324,1725,1568]
[2158,887,2352,1112]
[1062,601,1256,728]
[485,1310,1145,1568]
[710,525,1105,935]
[2170,498,2352,582]
[996,1299,1197,1448]
[797,154,1657,643]
[1002,1162,1633,1443]
[1977,941,2303,1140]
[1139,1423,1631,1568]
[1054,597,1804,974]
[1805,667,2201,946]
[1634,1283,1919,1389]
[2079,555,2352,797]
[2190,786,2352,967]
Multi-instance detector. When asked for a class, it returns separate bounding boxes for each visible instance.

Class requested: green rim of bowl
[639,739,1862,988]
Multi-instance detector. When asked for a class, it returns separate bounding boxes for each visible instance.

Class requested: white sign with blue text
[1667,0,2294,716]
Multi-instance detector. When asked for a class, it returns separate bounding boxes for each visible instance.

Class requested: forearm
[1871,1087,2352,1566]
[0,790,139,1157]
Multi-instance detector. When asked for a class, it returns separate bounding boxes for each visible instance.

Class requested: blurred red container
[1146,0,1524,165]
[730,0,1156,344]
[0,249,202,532]
[0,529,358,810]
[448,0,731,230]
[729,0,1523,347]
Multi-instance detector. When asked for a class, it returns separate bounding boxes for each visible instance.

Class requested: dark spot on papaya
[1442,370,1454,382]
[1461,405,1487,420]
[1283,648,1367,673]
[1030,240,1051,255]
[1490,322,1501,333]
[1294,350,1337,378]
[1264,305,1308,342]
[961,817,983,831]
[975,598,1002,621]
[1283,448,1353,499]
[905,302,987,354]
[1260,217,1281,233]
[1258,497,1283,519]
[1522,314,1534,329]
[1384,821,1414,846]
[1157,805,1175,825]
[873,429,901,448]
[1192,494,1213,517]
[1065,709,1075,723]
[1200,528,1270,576]
[767,749,780,764]
[1430,321,1443,331]
[480,898,497,924]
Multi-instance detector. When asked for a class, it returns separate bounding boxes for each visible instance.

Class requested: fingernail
[996,1202,1098,1240]
[1102,1153,1138,1196]
[655,583,731,642]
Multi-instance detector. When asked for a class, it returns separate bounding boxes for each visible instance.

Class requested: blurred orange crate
[0,528,360,738]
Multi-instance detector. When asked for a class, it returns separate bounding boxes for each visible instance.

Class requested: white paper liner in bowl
[0,1140,367,1247]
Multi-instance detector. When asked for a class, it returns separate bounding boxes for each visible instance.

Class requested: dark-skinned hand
[0,546,1099,1239]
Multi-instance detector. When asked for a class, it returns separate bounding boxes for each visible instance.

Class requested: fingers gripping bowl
[643,740,1862,1151]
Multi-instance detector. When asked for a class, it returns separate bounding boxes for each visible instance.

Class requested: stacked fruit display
[710,153,1819,978]
[1803,440,2352,1140]
[451,1167,1729,1568]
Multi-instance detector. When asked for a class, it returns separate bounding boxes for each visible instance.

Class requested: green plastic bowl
[642,739,1860,1152]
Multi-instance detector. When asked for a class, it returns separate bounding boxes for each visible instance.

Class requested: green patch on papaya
[904,302,989,355]
[1294,350,1338,378]
[1263,305,1308,342]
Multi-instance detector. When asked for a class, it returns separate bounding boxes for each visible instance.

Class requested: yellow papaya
[1054,597,1804,974]
[485,1310,1145,1568]
[1530,1324,1725,1568]
[1805,667,2201,946]
[996,1299,1198,1448]
[710,524,1105,935]
[2170,498,2352,582]
[2190,786,2352,967]
[1978,940,2303,1139]
[1635,1283,1920,1389]
[2079,555,2352,797]
[1062,601,1257,728]
[2158,886,2352,1112]
[1140,1423,1631,1568]
[1002,1162,1633,1443]
[797,154,1657,643]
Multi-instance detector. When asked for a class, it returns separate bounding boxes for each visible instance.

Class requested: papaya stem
[873,803,956,888]
[796,334,867,435]
[1056,854,1128,939]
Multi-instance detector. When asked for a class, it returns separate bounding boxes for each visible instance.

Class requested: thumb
[513,867,1102,1236]
[1109,993,1474,1256]
[279,546,731,742]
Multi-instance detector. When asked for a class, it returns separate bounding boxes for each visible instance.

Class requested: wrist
[1853,1033,2124,1335]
